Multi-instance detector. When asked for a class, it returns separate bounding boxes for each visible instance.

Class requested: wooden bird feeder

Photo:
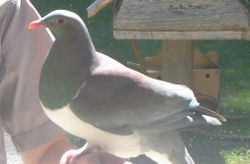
[113,0,250,111]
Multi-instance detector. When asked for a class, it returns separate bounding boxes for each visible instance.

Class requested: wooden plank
[114,0,249,31]
[193,68,220,101]
[145,52,163,67]
[193,49,218,68]
[114,30,250,40]
[87,0,114,18]
[130,40,148,74]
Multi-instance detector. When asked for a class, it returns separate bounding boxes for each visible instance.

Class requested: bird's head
[28,10,86,37]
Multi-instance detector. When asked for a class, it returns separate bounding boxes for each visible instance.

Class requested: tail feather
[195,106,226,122]
[134,107,224,132]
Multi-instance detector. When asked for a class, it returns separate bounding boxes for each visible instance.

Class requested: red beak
[28,20,45,29]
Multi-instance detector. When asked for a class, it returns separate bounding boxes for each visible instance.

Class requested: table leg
[161,40,194,87]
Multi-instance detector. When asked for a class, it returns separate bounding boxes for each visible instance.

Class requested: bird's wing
[69,64,195,135]
[132,108,223,132]
[69,53,224,136]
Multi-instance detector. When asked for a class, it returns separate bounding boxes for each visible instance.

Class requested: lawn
[31,0,250,163]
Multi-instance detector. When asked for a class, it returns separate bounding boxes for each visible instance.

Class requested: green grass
[221,147,250,164]
[31,0,250,163]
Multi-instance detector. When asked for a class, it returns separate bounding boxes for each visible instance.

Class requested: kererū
[28,10,226,164]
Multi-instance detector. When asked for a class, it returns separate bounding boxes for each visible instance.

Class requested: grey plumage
[30,10,225,164]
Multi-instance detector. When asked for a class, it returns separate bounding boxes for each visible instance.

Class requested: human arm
[21,135,128,164]
[21,136,71,164]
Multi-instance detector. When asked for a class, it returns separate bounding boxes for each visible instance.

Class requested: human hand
[60,144,132,164]
[75,151,131,164]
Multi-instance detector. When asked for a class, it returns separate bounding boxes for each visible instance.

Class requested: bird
[28,10,226,164]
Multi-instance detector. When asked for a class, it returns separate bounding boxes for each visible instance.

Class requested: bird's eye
[57,18,65,25]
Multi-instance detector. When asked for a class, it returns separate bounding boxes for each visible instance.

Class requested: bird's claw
[60,143,89,164]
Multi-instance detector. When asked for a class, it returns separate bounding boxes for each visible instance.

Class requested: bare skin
[20,136,130,164]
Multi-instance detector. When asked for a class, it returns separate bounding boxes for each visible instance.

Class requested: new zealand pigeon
[28,10,225,164]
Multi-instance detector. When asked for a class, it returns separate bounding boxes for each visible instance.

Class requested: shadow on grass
[182,130,250,164]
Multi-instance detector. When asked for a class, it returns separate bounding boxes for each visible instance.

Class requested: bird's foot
[60,143,132,164]
[60,143,91,164]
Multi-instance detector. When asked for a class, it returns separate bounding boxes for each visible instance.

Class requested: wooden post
[161,40,193,87]
[130,40,148,74]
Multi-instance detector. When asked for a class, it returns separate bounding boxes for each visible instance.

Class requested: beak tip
[27,24,34,29]
[27,20,44,29]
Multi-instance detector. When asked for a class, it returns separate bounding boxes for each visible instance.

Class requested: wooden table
[113,0,250,87]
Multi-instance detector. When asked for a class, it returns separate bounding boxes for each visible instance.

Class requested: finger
[76,152,132,164]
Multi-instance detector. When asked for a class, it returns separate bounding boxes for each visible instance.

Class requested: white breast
[41,103,142,158]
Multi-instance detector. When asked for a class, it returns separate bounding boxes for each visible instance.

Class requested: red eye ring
[57,18,65,25]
